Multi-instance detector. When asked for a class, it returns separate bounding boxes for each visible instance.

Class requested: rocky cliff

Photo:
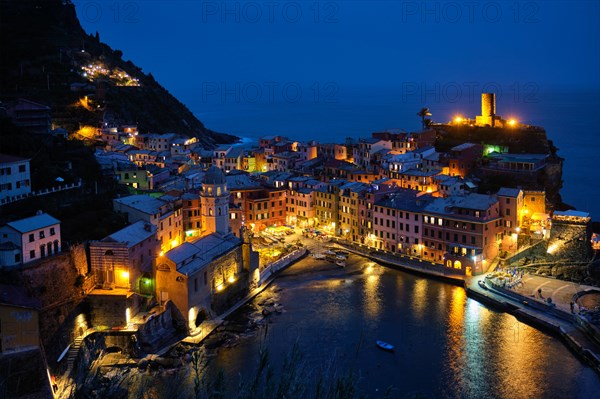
[0,0,237,146]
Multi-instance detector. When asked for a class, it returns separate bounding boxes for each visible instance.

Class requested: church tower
[201,166,230,236]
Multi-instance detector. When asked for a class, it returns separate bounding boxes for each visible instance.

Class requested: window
[19,164,26,172]
[39,231,45,239]
[30,249,35,259]
[15,253,21,262]
[29,233,34,242]
[506,209,511,216]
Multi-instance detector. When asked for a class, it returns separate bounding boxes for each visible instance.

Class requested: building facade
[0,213,61,266]
[0,154,31,205]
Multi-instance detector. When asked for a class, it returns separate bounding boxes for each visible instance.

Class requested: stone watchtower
[200,166,230,236]
[476,93,497,127]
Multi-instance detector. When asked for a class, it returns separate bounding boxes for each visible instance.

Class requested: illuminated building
[226,171,286,232]
[286,188,316,227]
[89,220,159,293]
[0,212,61,267]
[113,194,183,253]
[496,187,524,236]
[373,190,433,254]
[155,167,259,332]
[445,143,483,178]
[422,194,503,275]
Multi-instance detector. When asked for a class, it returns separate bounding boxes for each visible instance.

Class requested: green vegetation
[0,117,129,242]
[0,0,237,144]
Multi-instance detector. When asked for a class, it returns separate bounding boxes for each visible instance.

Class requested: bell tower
[201,166,230,236]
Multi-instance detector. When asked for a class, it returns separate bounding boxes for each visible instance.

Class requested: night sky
[75,0,600,94]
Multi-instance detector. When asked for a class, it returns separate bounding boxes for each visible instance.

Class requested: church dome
[203,166,226,185]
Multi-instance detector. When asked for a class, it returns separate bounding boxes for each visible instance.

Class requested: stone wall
[87,293,140,328]
[70,243,90,276]
[136,301,185,353]
[547,219,592,263]
[15,252,86,349]
[0,348,53,399]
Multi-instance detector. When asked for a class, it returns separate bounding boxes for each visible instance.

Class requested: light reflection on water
[150,258,600,398]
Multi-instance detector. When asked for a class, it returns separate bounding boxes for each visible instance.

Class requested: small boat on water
[478,280,488,290]
[376,340,394,352]
[335,260,346,267]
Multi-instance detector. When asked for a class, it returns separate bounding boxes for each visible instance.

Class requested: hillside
[0,0,237,145]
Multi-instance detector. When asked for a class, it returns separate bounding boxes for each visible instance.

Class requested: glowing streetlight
[508,119,517,126]
[454,116,463,123]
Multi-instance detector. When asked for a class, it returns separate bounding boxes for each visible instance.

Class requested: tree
[417,108,432,130]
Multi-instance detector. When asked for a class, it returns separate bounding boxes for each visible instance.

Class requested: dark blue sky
[76,0,600,94]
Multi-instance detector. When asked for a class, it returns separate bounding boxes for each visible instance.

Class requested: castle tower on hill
[476,93,499,127]
[200,166,230,236]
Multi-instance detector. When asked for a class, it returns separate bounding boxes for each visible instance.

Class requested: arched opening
[40,245,46,258]
[195,308,207,327]
[218,207,222,216]
[453,260,462,270]
[217,187,221,196]
[209,208,213,216]
[47,243,52,256]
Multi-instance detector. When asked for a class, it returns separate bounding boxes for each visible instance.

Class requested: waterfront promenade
[181,247,307,347]
[321,234,600,373]
[179,229,600,375]
[467,273,600,373]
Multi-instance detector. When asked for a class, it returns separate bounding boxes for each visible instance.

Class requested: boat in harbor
[376,340,394,352]
[336,259,346,267]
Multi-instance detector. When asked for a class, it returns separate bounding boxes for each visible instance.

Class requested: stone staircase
[65,336,84,376]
